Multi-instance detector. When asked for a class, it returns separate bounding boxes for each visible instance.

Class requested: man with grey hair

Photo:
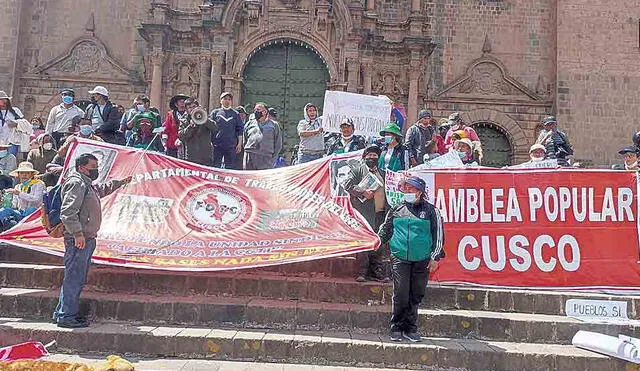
[243,102,283,170]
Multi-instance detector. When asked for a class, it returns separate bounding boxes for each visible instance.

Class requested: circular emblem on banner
[181,185,252,233]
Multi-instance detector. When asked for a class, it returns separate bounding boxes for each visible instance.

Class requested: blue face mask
[403,192,418,203]
[457,151,467,159]
[136,104,146,112]
[384,135,393,144]
[62,95,73,105]
[79,125,93,136]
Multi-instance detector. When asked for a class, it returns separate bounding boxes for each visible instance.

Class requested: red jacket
[162,110,180,150]
[434,134,446,155]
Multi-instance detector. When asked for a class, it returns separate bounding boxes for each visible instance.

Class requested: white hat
[454,138,473,150]
[0,91,11,100]
[529,143,547,153]
[88,86,109,97]
[10,161,39,177]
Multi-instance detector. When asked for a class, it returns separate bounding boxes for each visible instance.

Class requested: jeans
[52,237,97,321]
[297,152,323,164]
[213,146,239,170]
[390,255,430,333]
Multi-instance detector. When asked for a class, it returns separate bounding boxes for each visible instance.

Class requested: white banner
[508,159,558,169]
[322,91,392,137]
[566,299,640,325]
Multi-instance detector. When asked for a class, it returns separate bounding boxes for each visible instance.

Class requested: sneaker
[57,318,89,328]
[389,331,403,342]
[355,275,367,282]
[402,331,421,343]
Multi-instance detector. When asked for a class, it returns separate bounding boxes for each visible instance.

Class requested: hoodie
[297,103,324,153]
[27,133,57,174]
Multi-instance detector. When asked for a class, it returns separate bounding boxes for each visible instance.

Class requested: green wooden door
[242,41,330,156]
[472,123,512,167]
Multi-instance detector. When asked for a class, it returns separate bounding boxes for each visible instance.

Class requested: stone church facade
[0,0,639,166]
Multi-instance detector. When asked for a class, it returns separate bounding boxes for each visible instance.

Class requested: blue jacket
[210,108,244,148]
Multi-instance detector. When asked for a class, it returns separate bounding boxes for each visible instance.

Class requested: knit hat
[363,145,382,158]
[380,122,402,138]
[418,110,431,120]
[404,176,426,193]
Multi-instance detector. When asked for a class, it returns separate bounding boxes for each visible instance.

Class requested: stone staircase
[0,245,635,370]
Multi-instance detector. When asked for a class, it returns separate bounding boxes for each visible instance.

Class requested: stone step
[2,262,640,316]
[3,288,639,345]
[42,354,437,371]
[0,244,361,278]
[0,318,627,371]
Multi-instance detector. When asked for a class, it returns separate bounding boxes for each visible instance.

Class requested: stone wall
[556,0,640,166]
[0,0,22,94]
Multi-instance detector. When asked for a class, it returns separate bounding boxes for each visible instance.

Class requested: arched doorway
[472,123,513,167]
[242,40,330,155]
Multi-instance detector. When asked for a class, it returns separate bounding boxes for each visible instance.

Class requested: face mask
[87,168,99,181]
[90,97,98,104]
[136,104,146,112]
[365,158,378,168]
[62,96,74,105]
[0,150,7,158]
[457,151,466,159]
[32,125,40,130]
[42,143,53,151]
[531,156,544,162]
[403,192,418,203]
[384,135,393,144]
[254,110,263,120]
[79,125,93,136]
[342,134,353,141]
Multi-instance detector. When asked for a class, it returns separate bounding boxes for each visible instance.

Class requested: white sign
[508,159,558,169]
[566,299,640,325]
[322,91,392,137]
[412,151,465,170]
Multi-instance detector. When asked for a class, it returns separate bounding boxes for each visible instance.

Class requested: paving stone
[175,328,212,357]
[232,330,267,360]
[205,329,237,359]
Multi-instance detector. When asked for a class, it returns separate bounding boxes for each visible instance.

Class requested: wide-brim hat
[10,161,39,177]
[169,94,190,110]
[0,91,11,100]
[380,122,402,137]
[530,143,547,153]
[618,145,639,155]
[134,112,159,128]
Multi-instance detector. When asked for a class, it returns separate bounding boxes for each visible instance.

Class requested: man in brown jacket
[52,153,131,328]
[178,98,218,166]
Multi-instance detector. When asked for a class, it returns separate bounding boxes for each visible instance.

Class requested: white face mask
[42,143,53,151]
[342,134,353,141]
[531,156,544,162]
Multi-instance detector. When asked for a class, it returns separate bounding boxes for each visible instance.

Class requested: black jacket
[84,102,123,144]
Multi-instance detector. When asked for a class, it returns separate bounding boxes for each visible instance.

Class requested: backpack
[41,182,87,238]
[41,184,65,238]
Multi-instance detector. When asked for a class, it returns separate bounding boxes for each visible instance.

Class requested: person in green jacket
[378,176,445,342]
[378,122,410,172]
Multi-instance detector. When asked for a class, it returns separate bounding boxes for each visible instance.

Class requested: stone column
[346,58,360,93]
[407,67,420,125]
[209,52,223,112]
[198,56,211,109]
[150,52,165,109]
[411,0,420,13]
[366,0,375,12]
[362,62,373,95]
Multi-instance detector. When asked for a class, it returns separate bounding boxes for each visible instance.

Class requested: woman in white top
[0,91,31,161]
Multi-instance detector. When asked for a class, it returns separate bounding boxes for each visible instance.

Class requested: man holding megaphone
[178,98,219,166]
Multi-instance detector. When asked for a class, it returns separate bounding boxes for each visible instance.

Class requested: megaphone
[191,107,208,125]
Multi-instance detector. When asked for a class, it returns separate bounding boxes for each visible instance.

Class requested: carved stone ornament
[458,62,513,95]
[373,71,406,97]
[244,0,262,26]
[30,38,130,80]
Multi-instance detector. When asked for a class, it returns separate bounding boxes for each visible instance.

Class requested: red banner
[0,139,379,271]
[403,169,640,289]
